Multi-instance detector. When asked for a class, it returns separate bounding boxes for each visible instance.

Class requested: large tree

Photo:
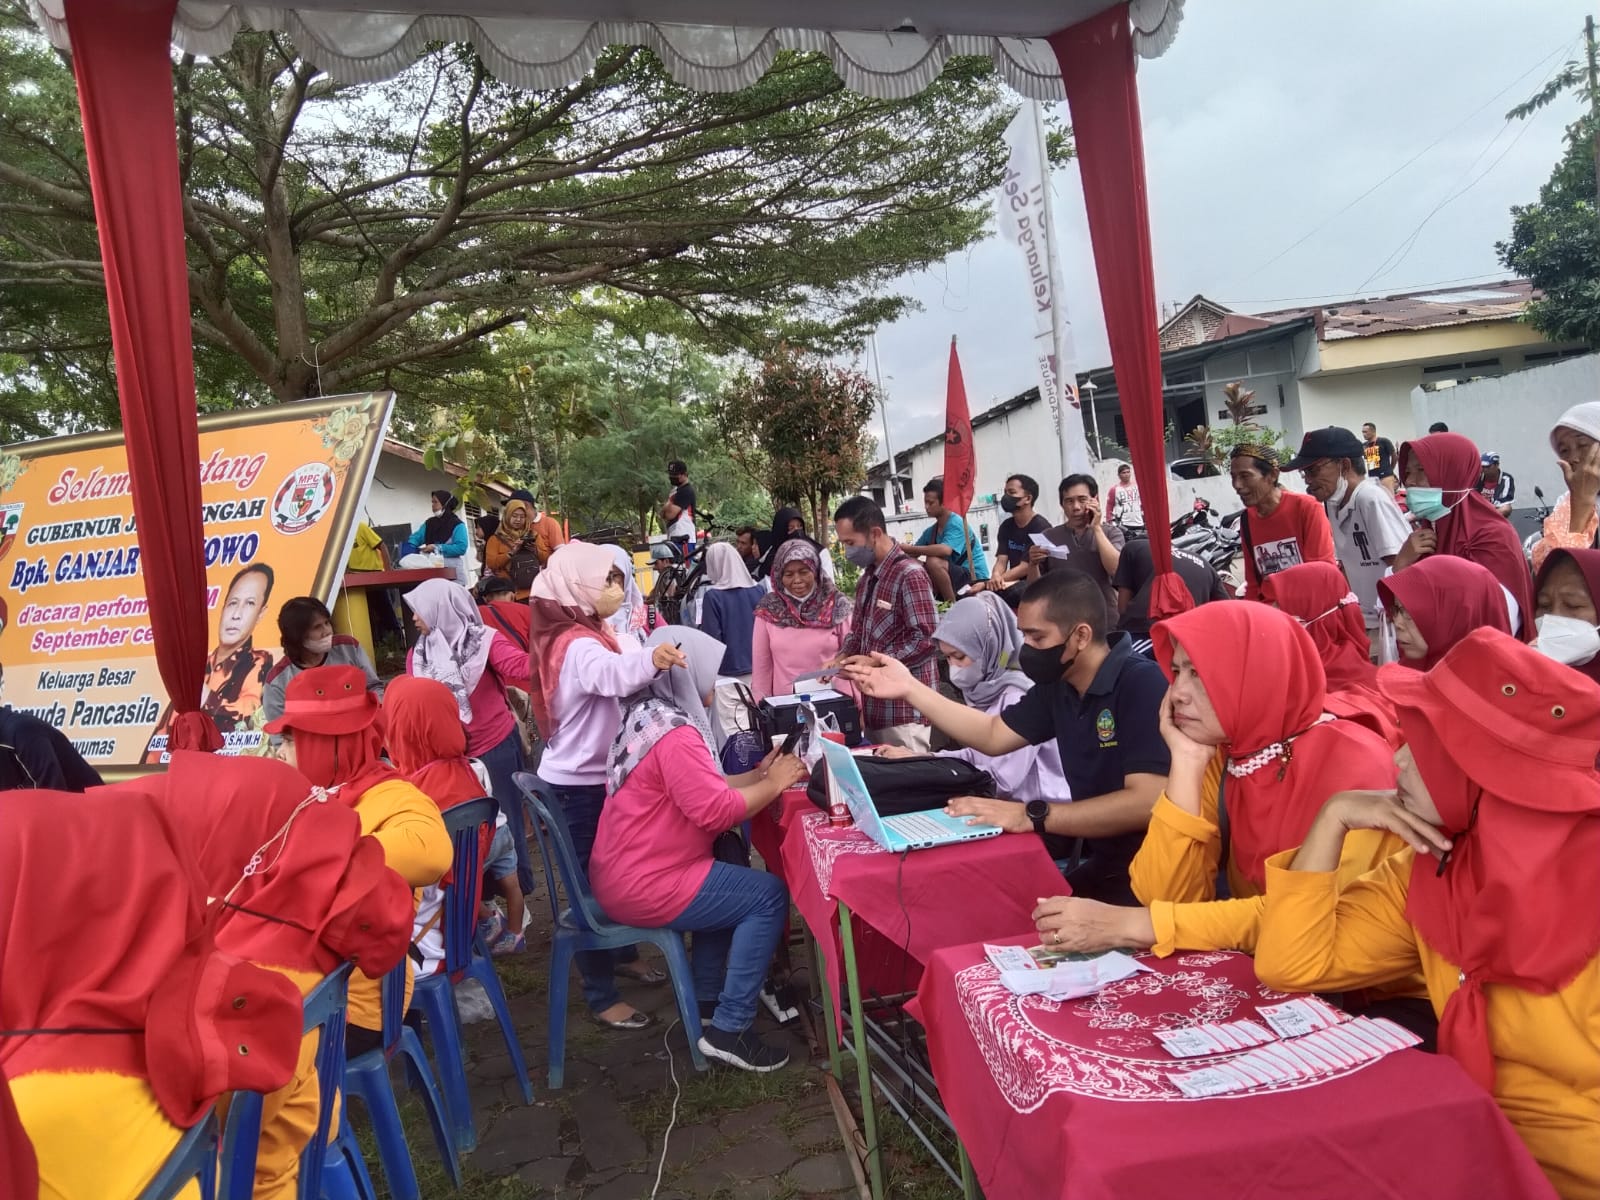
[0,5,1016,434]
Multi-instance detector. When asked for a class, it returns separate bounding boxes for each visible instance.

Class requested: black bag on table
[806,754,995,816]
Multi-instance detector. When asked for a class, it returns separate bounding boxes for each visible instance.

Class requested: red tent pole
[1050,3,1192,619]
[65,0,221,752]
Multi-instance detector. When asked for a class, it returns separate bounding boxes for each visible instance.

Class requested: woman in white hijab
[697,541,766,736]
[605,544,649,647]
[589,625,808,1073]
[878,591,1069,809]
[1533,401,1600,573]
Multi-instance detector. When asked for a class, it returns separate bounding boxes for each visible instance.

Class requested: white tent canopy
[27,0,1183,98]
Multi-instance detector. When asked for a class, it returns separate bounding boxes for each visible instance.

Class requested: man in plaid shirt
[829,496,938,751]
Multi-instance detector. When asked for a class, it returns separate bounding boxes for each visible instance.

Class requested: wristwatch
[1025,799,1049,836]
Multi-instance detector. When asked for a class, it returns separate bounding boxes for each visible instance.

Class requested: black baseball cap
[1282,426,1365,471]
[667,460,688,475]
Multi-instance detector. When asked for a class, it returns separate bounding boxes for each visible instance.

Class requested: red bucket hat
[263,664,380,736]
[1379,626,1600,806]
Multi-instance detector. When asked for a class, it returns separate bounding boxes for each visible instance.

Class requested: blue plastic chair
[340,954,462,1200]
[410,796,535,1153]
[136,1106,219,1200]
[221,963,371,1200]
[513,771,708,1087]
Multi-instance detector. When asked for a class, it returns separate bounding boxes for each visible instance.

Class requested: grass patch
[625,1061,813,1140]
[352,1096,541,1200]
[875,1105,964,1200]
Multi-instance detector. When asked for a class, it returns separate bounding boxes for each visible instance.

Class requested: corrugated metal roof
[1252,278,1534,341]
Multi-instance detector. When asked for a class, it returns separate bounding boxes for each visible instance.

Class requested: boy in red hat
[1257,628,1600,1198]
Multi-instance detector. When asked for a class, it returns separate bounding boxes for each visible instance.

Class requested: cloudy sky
[862,0,1593,458]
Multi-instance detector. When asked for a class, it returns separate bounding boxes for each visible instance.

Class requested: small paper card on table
[1168,1017,1422,1097]
[1156,1019,1277,1059]
[983,943,1040,973]
[1257,997,1345,1040]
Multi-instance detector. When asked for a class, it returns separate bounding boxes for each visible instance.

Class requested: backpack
[806,754,995,817]
[505,550,541,593]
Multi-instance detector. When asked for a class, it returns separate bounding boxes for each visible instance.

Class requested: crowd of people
[7,409,1600,1199]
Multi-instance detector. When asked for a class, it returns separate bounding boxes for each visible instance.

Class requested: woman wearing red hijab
[1392,432,1534,635]
[141,751,416,1200]
[1262,562,1401,747]
[1380,556,1512,671]
[1532,548,1600,685]
[1,782,309,1199]
[385,674,526,962]
[1257,629,1600,1199]
[265,666,452,1055]
[1032,603,1401,958]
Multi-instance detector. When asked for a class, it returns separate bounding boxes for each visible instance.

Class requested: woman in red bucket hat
[1,779,312,1199]
[265,666,452,1048]
[1257,628,1600,1198]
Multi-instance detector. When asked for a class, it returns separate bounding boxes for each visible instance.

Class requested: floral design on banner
[309,401,375,474]
[953,951,1382,1112]
[0,453,27,496]
[799,810,886,896]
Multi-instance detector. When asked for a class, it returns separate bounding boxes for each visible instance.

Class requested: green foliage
[1498,114,1600,348]
[715,345,880,534]
[0,5,1024,435]
[1186,382,1290,466]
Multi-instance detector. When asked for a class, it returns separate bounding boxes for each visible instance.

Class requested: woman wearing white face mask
[529,543,689,1030]
[1533,549,1600,680]
[749,539,852,701]
[1391,431,1534,636]
[1531,402,1600,573]
[877,592,1070,835]
[260,595,382,730]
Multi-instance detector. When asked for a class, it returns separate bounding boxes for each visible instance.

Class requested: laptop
[817,738,1003,853]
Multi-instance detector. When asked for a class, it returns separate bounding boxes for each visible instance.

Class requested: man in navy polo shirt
[844,568,1170,903]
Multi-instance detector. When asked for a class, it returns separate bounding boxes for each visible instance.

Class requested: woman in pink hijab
[528,543,688,1029]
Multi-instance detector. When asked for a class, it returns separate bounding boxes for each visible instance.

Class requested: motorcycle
[1169,497,1242,582]
[1522,486,1552,566]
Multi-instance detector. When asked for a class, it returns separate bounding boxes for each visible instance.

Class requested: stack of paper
[995,950,1153,1000]
[1155,1019,1277,1058]
[1168,1017,1421,1098]
[1028,532,1074,561]
[1256,997,1344,1039]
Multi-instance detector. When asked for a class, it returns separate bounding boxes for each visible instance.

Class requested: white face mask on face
[1534,613,1600,667]
[1329,476,1350,507]
[948,662,983,697]
[304,634,334,656]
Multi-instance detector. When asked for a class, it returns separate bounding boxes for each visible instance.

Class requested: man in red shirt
[1230,444,1336,600]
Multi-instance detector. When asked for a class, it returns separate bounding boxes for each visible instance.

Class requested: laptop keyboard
[886,811,974,843]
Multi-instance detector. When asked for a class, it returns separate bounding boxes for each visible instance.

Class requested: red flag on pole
[943,337,976,520]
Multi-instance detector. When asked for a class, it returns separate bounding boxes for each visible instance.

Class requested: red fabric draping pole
[66,0,221,752]
[1050,5,1192,619]
[943,337,977,520]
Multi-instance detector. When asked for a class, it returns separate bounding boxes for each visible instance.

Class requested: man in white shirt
[1284,426,1411,660]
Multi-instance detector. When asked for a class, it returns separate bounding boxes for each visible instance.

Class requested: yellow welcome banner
[0,392,393,768]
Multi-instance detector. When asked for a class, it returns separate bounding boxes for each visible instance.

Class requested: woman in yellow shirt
[1256,628,1600,1200]
[265,665,453,1051]
[1034,602,1399,960]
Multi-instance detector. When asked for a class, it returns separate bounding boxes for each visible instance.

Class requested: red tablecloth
[749,785,813,891]
[781,810,1070,1041]
[910,936,1556,1200]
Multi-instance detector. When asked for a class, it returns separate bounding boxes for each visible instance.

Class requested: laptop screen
[818,739,891,846]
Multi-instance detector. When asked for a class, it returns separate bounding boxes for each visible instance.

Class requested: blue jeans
[542,780,637,1014]
[478,729,533,894]
[671,862,789,1034]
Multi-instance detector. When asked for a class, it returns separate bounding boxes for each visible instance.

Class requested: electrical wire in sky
[1229,35,1578,289]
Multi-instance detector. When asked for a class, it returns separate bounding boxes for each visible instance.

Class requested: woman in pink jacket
[750,539,852,700]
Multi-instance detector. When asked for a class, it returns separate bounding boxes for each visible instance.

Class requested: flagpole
[1030,100,1090,473]
[870,333,899,513]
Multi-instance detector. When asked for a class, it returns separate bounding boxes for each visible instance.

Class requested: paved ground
[377,874,878,1200]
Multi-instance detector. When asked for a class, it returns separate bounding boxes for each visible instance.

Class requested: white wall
[1411,353,1600,516]
[363,452,458,531]
[1297,365,1423,445]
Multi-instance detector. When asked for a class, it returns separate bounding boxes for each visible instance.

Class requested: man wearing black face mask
[662,460,697,553]
[844,568,1170,902]
[984,474,1050,607]
[828,495,938,752]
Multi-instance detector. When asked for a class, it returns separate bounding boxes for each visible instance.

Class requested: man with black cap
[1286,426,1411,659]
[662,460,697,553]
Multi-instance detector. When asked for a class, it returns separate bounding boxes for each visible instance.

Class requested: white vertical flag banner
[997,101,1095,476]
